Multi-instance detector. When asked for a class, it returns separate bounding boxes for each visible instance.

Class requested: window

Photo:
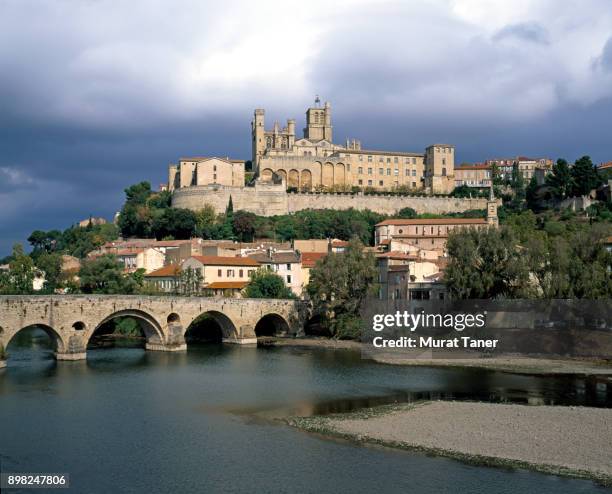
[358,166,363,174]
[368,180,373,186]
[346,164,351,171]
[358,179,363,185]
[213,174,217,181]
[442,167,447,176]
[379,168,384,175]
[368,156,372,162]
[287,275,292,284]
[405,158,410,164]
[379,157,383,162]
[286,263,291,270]
[386,157,391,163]
[412,158,416,164]
[405,169,410,176]
[442,158,446,165]
[368,168,373,175]
[227,269,234,277]
[398,229,403,234]
[386,168,391,175]
[379,180,383,186]
[412,170,416,176]
[218,269,222,277]
[394,157,398,163]
[394,169,399,175]
[213,165,217,171]
[412,182,416,187]
[239,269,243,277]
[359,155,363,161]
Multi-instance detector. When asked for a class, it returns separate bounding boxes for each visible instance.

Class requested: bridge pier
[55,351,87,361]
[146,342,187,352]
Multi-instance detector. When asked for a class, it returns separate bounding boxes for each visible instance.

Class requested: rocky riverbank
[287,401,612,486]
[265,337,612,375]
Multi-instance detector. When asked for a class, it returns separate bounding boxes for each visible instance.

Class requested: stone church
[252,98,455,194]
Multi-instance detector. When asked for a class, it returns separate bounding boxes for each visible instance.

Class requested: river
[0,328,609,493]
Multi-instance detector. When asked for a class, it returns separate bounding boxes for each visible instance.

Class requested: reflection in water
[1,328,610,494]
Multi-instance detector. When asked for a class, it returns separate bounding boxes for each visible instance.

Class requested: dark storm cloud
[1,0,611,256]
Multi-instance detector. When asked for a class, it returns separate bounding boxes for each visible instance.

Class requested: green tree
[525,175,539,211]
[0,244,35,294]
[79,254,134,294]
[178,267,203,295]
[232,210,257,242]
[306,238,377,339]
[35,252,63,292]
[244,269,294,299]
[397,207,417,219]
[571,156,600,197]
[195,204,218,238]
[28,229,62,255]
[546,159,574,199]
[444,227,530,299]
[151,208,197,239]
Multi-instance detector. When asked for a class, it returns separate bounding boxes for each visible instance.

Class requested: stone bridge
[0,295,308,366]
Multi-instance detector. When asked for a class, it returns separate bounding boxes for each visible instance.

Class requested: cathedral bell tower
[304,97,333,142]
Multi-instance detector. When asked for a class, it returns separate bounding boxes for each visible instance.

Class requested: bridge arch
[6,323,66,356]
[254,313,291,337]
[184,310,238,343]
[89,309,164,348]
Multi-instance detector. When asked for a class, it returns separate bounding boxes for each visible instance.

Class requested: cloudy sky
[1,0,611,256]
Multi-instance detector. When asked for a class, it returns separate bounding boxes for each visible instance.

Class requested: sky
[1,0,612,256]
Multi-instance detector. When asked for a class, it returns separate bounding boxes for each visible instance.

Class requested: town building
[454,164,491,188]
[168,157,245,190]
[144,265,181,292]
[300,252,327,290]
[485,156,553,182]
[376,251,447,301]
[247,250,302,296]
[181,255,260,297]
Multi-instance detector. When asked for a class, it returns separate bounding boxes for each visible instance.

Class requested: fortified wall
[171,183,493,216]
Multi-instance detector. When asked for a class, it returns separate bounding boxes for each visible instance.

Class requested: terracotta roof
[376,218,487,226]
[379,239,391,245]
[331,240,349,247]
[248,251,300,264]
[190,256,260,267]
[115,249,143,256]
[145,265,180,277]
[301,252,326,268]
[206,281,249,289]
[599,162,612,170]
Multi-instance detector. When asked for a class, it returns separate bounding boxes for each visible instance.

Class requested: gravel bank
[289,401,612,484]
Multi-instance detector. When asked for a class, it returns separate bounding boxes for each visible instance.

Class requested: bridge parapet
[0,295,308,366]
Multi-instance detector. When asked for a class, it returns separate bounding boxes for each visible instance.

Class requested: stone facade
[0,295,308,365]
[251,100,454,194]
[169,157,245,190]
[172,183,493,216]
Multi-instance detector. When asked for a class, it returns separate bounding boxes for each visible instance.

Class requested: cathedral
[252,98,455,194]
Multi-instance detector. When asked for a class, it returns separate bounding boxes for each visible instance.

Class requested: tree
[0,244,35,294]
[306,238,377,339]
[444,227,530,299]
[28,229,62,255]
[232,210,257,242]
[117,182,154,238]
[571,156,600,197]
[35,252,62,292]
[78,255,134,294]
[244,269,294,299]
[546,159,574,199]
[195,205,218,238]
[151,208,197,239]
[397,207,417,219]
[525,175,539,211]
[178,267,203,295]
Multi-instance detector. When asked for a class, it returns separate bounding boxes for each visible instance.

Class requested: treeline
[445,210,612,299]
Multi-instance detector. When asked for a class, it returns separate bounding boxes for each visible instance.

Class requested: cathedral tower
[251,109,265,171]
[304,97,332,142]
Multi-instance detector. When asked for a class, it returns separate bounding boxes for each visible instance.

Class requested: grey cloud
[493,22,550,45]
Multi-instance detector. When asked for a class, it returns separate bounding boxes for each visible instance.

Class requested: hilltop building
[251,99,455,194]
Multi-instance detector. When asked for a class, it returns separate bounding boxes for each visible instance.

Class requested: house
[144,265,181,293]
[454,164,491,188]
[376,251,447,301]
[181,255,260,297]
[375,218,489,251]
[247,250,302,296]
[112,247,165,274]
[300,252,327,289]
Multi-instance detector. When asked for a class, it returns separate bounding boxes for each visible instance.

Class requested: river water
[0,328,610,493]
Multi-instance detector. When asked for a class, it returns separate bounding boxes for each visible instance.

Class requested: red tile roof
[301,252,326,268]
[190,256,260,267]
[206,281,249,289]
[145,265,180,277]
[376,218,487,226]
[331,240,349,247]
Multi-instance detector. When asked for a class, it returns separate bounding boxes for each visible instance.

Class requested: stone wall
[172,184,492,216]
